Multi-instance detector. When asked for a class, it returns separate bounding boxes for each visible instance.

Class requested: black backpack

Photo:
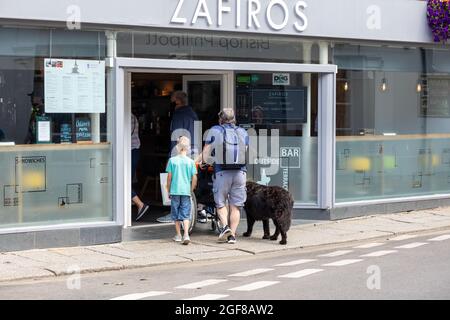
[219,125,247,170]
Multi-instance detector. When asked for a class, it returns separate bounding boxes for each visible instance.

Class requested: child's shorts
[171,195,191,221]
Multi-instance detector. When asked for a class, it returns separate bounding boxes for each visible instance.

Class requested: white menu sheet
[44,59,105,113]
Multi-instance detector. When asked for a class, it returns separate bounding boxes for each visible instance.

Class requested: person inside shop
[252,105,265,125]
[157,91,199,223]
[169,91,199,156]
[132,112,150,221]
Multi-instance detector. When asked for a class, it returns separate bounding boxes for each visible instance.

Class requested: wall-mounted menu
[44,59,105,114]
[249,88,307,124]
[420,76,450,118]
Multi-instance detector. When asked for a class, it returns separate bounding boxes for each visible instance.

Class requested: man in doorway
[157,91,199,223]
[196,108,249,244]
[169,91,199,156]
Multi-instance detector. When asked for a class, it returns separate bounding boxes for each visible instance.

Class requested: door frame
[114,58,337,228]
[182,74,227,110]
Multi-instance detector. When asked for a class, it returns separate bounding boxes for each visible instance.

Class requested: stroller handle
[196,162,214,173]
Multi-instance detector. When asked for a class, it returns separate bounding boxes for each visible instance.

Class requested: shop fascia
[171,0,308,32]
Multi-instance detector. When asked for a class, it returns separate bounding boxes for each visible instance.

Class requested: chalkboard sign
[60,123,72,144]
[75,118,92,142]
[250,88,307,124]
[420,76,450,118]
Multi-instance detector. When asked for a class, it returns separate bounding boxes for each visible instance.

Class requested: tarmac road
[0,229,449,301]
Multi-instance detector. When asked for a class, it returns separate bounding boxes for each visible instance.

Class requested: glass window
[333,43,450,202]
[117,29,326,64]
[235,72,319,204]
[0,27,113,229]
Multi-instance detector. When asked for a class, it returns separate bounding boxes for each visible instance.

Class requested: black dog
[243,181,294,245]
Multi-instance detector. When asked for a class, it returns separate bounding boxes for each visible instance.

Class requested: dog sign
[280,147,301,169]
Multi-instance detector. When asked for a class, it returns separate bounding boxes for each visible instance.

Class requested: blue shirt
[170,106,199,156]
[205,124,249,173]
[166,155,197,196]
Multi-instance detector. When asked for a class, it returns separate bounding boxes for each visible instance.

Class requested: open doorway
[130,72,224,226]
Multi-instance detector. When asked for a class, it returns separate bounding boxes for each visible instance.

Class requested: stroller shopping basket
[195,164,221,232]
[195,164,215,205]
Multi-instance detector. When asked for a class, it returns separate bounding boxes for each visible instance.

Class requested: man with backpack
[196,108,249,244]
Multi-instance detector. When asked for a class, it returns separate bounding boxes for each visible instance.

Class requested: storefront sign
[0,0,434,44]
[145,32,270,50]
[273,73,290,85]
[280,147,301,168]
[171,0,308,32]
[15,156,47,193]
[44,59,105,114]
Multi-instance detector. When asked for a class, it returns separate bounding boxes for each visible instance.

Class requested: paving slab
[0,266,54,282]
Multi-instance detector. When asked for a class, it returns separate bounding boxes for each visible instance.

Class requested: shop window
[0,27,113,228]
[333,44,450,202]
[117,29,324,64]
[235,72,319,204]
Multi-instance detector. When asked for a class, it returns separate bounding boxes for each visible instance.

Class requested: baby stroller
[194,163,223,233]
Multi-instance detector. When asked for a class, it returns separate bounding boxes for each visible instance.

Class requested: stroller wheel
[186,193,197,235]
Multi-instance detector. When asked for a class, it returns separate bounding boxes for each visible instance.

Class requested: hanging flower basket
[427,0,450,43]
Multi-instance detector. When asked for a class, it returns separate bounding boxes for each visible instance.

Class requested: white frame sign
[44,59,105,114]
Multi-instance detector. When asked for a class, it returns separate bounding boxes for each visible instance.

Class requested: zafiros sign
[171,0,308,32]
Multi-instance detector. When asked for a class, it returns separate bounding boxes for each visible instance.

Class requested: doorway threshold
[129,222,174,230]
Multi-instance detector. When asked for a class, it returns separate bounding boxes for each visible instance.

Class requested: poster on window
[420,76,450,118]
[44,59,105,113]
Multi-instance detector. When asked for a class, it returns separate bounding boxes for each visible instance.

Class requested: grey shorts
[213,170,247,208]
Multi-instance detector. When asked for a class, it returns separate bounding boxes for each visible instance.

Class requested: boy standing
[166,136,197,245]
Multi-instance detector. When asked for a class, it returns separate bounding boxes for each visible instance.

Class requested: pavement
[2,207,450,283]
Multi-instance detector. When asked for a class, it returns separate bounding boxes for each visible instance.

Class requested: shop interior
[130,73,220,226]
[130,71,318,226]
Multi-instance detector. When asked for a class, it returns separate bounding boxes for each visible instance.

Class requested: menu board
[44,59,105,114]
[420,77,450,118]
[250,88,307,124]
[75,118,92,142]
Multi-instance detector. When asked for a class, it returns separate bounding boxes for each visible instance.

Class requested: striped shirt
[131,114,141,150]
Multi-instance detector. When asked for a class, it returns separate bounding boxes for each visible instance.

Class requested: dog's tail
[276,193,294,231]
